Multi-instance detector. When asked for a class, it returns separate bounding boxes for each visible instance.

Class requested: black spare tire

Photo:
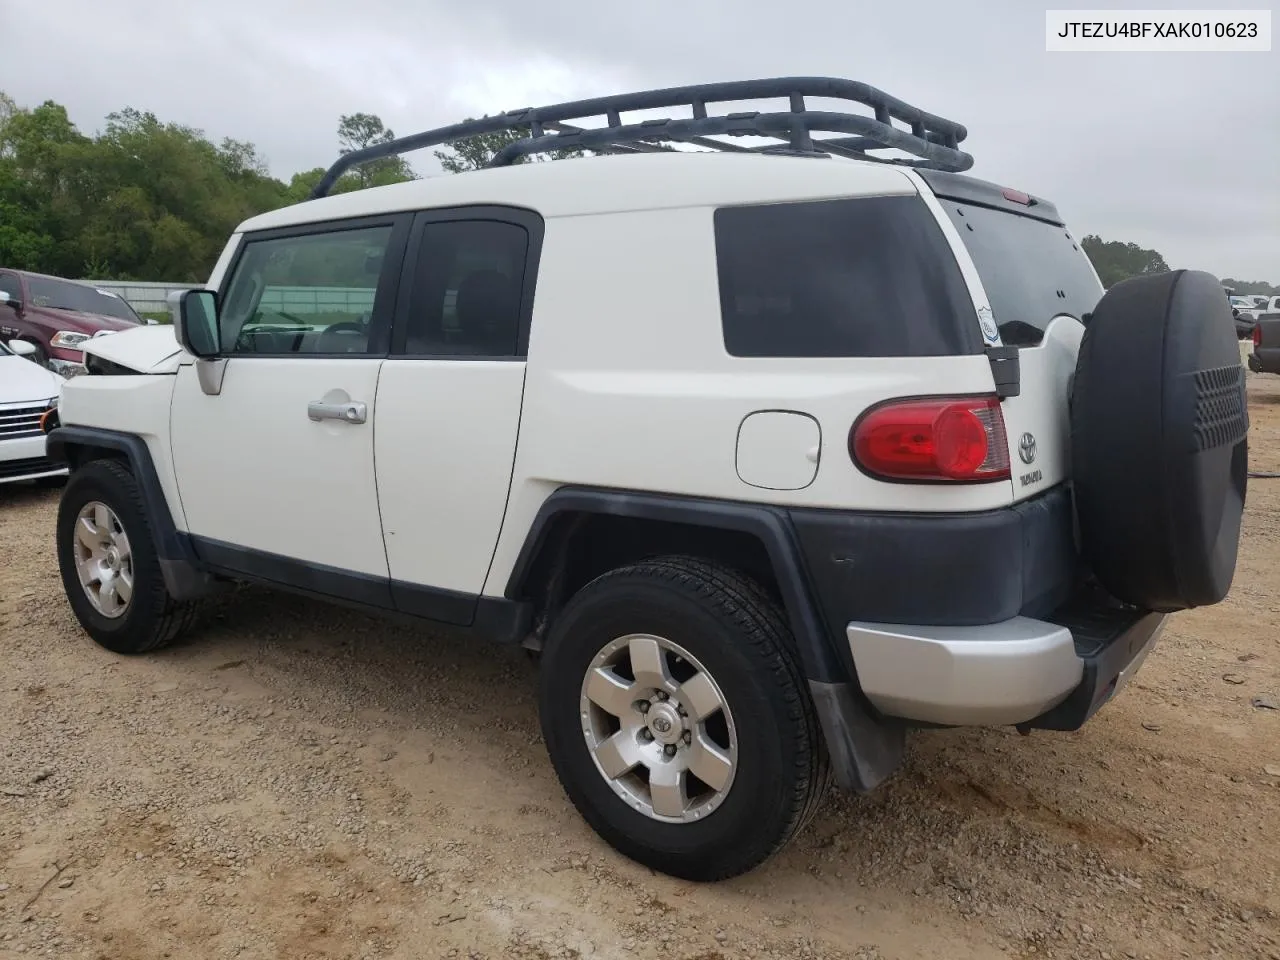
[1071,269,1248,612]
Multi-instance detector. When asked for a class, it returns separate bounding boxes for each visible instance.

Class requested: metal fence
[86,281,193,315]
[87,281,376,317]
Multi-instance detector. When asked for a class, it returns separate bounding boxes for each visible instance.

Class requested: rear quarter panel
[483,202,1010,596]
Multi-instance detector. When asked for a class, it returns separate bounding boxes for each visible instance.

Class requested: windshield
[938,202,1103,347]
[26,277,140,323]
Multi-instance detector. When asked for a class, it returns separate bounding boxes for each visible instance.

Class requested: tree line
[1,92,1274,295]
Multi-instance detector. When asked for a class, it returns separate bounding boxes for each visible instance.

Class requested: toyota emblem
[1018,432,1037,465]
[652,717,672,734]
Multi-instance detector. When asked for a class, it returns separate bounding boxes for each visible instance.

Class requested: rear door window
[400,219,531,358]
[713,195,981,358]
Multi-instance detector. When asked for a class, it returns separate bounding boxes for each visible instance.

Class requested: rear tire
[56,459,198,654]
[538,556,829,881]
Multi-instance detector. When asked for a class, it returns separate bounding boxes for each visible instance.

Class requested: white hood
[0,352,62,405]
[82,324,186,374]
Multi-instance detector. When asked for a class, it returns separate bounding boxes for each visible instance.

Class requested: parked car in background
[1232,295,1273,322]
[1249,300,1280,374]
[0,338,67,485]
[1232,307,1257,340]
[0,269,142,376]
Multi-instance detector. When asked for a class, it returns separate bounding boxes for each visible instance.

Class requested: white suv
[45,78,1249,880]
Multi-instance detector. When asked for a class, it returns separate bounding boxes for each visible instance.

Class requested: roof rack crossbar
[489,111,968,168]
[310,76,972,199]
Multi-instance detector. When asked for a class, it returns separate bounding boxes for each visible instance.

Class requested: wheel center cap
[646,702,684,745]
[105,548,119,570]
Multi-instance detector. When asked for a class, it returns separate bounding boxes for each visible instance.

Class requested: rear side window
[939,203,1103,346]
[713,196,980,358]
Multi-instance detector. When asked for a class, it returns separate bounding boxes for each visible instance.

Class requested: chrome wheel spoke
[75,516,101,556]
[114,530,132,563]
[93,502,111,533]
[678,671,724,722]
[115,569,134,605]
[627,636,670,689]
[648,763,688,819]
[585,667,637,719]
[99,576,119,610]
[594,731,644,780]
[688,734,733,792]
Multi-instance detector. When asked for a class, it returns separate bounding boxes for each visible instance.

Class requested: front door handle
[308,400,367,424]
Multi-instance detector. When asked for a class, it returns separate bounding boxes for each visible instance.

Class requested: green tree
[433,117,593,173]
[336,112,416,189]
[1221,278,1279,297]
[1080,235,1171,289]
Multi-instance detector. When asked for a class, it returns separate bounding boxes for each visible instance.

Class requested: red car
[0,268,143,376]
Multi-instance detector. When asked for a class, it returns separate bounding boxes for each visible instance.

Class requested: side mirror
[170,289,220,358]
[0,291,21,312]
[7,339,37,359]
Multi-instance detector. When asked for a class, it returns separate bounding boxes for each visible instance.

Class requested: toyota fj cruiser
[45,78,1249,881]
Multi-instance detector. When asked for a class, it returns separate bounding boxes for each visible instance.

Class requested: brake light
[850,396,1011,483]
[1253,324,1262,348]
[1001,187,1032,205]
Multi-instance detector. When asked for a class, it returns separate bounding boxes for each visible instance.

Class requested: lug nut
[640,729,654,741]
[657,691,669,701]
[637,701,650,714]
[664,744,677,757]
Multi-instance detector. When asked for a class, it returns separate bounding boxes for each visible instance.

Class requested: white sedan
[1,338,67,485]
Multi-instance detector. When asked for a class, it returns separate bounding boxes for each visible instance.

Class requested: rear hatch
[918,170,1106,502]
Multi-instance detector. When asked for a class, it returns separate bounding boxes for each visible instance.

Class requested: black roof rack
[310,76,973,199]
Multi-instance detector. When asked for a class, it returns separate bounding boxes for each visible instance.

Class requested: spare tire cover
[1071,269,1248,612]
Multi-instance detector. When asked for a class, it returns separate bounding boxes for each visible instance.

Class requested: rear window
[939,202,1102,347]
[713,195,981,358]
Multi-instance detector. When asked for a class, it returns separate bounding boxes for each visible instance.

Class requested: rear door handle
[308,400,367,424]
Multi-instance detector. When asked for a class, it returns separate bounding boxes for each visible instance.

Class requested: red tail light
[1253,324,1262,348]
[850,396,1011,483]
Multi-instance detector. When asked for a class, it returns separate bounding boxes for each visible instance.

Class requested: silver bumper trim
[847,616,1084,726]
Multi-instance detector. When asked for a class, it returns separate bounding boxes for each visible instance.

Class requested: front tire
[56,459,198,654]
[538,556,829,881]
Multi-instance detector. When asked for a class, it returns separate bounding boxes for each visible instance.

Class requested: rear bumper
[847,602,1165,727]
[1250,348,1280,374]
[790,485,1078,635]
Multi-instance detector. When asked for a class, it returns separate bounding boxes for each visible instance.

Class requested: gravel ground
[2,373,1279,960]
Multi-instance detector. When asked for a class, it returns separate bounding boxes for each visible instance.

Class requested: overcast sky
[5,0,1277,278]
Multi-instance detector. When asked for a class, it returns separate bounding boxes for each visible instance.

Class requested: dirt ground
[2,374,1278,960]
